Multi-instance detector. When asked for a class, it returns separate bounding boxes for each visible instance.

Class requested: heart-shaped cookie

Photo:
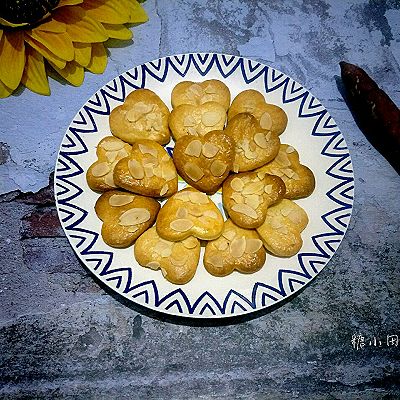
[171,79,231,110]
[113,140,178,198]
[222,171,286,229]
[86,136,131,192]
[95,190,160,248]
[256,199,309,257]
[228,89,288,136]
[173,130,235,194]
[169,102,227,141]
[224,113,280,172]
[204,219,266,277]
[156,188,224,241]
[134,227,200,285]
[110,88,171,145]
[255,144,315,199]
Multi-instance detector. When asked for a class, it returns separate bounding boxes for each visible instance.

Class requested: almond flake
[275,151,291,167]
[203,210,218,219]
[201,111,222,127]
[210,160,227,177]
[91,162,110,177]
[127,225,139,233]
[146,261,161,270]
[126,109,139,122]
[184,162,204,182]
[230,177,244,192]
[118,148,129,159]
[257,171,266,180]
[128,159,145,179]
[229,236,246,258]
[101,140,125,151]
[160,183,169,196]
[170,219,194,232]
[287,210,303,225]
[188,207,203,217]
[119,208,151,226]
[106,151,118,163]
[187,126,198,135]
[161,165,176,182]
[204,85,216,94]
[183,115,197,127]
[245,194,260,209]
[138,143,158,158]
[183,237,198,249]
[254,132,268,149]
[265,132,272,141]
[292,172,301,180]
[222,230,236,241]
[161,267,168,277]
[176,207,188,219]
[104,173,116,187]
[270,167,284,177]
[170,256,188,267]
[264,184,273,194]
[231,192,244,204]
[232,163,240,173]
[134,101,153,114]
[283,168,295,178]
[142,155,158,167]
[270,217,283,229]
[207,254,224,268]
[244,149,257,160]
[280,206,292,217]
[216,240,229,251]
[202,142,219,158]
[189,191,209,204]
[260,112,272,130]
[108,194,135,207]
[231,203,258,219]
[160,247,173,258]
[242,181,264,195]
[245,238,263,254]
[189,83,203,96]
[174,191,191,202]
[286,146,295,154]
[184,140,202,157]
[143,165,154,178]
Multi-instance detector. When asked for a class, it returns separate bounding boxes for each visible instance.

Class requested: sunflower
[0,0,148,98]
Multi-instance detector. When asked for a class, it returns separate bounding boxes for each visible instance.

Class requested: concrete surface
[0,0,399,398]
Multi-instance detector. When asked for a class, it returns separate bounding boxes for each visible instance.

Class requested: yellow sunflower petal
[81,0,130,25]
[36,19,67,33]
[0,79,14,98]
[53,6,108,43]
[21,46,50,95]
[102,23,133,40]
[122,0,149,24]
[73,42,92,68]
[0,31,25,90]
[50,60,84,86]
[27,30,74,61]
[86,42,107,74]
[56,0,84,7]
[24,34,67,69]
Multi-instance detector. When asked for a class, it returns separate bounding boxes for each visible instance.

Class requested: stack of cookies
[86,80,315,284]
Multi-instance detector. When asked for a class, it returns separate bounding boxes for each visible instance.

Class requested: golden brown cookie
[95,190,160,248]
[109,89,170,145]
[256,199,309,257]
[228,89,288,136]
[222,171,285,229]
[134,227,200,285]
[169,102,227,141]
[113,140,178,198]
[255,144,315,199]
[204,219,266,277]
[156,187,224,241]
[172,130,235,194]
[86,136,131,192]
[171,79,231,110]
[224,113,280,172]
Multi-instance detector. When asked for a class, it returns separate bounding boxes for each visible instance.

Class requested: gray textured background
[1,0,399,398]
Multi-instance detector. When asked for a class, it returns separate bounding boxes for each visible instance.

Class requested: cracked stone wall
[1,0,399,398]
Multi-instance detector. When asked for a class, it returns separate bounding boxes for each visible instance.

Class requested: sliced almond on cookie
[210,160,227,177]
[184,162,204,182]
[231,203,258,219]
[108,194,135,207]
[260,112,272,130]
[201,111,222,127]
[184,140,202,157]
[202,142,219,158]
[128,159,145,179]
[91,162,110,177]
[119,208,151,226]
[170,219,194,232]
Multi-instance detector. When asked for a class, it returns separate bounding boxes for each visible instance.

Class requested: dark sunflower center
[0,0,60,24]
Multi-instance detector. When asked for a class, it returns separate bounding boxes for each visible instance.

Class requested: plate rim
[54,52,355,319]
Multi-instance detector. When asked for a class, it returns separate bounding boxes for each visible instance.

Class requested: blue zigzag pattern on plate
[54,54,354,317]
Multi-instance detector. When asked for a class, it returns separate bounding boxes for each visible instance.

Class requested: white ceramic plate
[55,53,354,319]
